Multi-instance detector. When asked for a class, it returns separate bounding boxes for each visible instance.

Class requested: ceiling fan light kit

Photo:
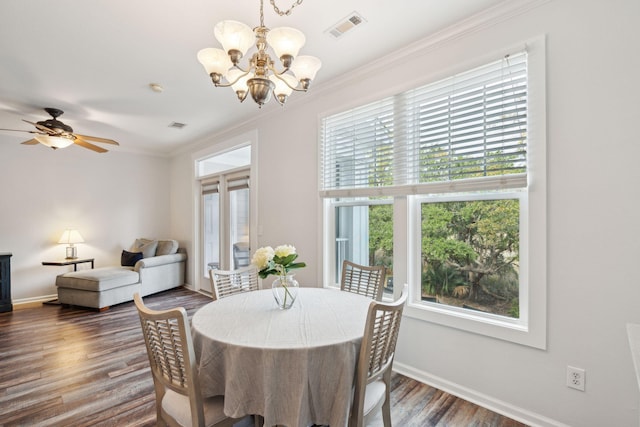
[0,107,120,153]
[197,0,321,108]
[34,135,74,149]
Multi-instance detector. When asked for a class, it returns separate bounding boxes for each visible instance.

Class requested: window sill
[404,300,545,349]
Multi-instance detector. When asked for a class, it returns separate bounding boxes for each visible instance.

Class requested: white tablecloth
[191,287,372,427]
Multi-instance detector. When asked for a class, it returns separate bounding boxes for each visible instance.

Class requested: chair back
[209,265,259,301]
[341,260,387,301]
[134,293,205,426]
[233,242,251,268]
[351,286,407,427]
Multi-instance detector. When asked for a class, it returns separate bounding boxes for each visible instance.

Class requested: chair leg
[381,385,392,427]
[382,397,392,427]
[254,414,264,427]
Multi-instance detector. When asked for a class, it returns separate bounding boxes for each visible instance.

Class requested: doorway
[197,146,252,293]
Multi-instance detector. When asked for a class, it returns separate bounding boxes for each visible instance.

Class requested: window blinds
[320,51,528,197]
[201,178,220,195]
[201,174,249,195]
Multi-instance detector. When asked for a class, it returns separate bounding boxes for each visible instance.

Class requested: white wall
[172,0,640,425]
[0,141,171,300]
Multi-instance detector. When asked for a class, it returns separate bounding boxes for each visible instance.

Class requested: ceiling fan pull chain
[269,0,304,16]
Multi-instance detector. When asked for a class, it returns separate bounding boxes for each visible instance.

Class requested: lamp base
[65,246,77,259]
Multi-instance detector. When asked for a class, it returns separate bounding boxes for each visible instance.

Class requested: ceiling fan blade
[21,138,39,145]
[0,127,39,134]
[22,119,57,135]
[74,133,119,145]
[73,136,108,153]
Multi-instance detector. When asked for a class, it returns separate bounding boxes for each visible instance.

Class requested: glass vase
[272,274,299,309]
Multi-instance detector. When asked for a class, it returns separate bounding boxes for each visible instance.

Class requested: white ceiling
[0,0,506,155]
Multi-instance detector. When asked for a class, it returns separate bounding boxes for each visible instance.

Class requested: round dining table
[191,287,373,427]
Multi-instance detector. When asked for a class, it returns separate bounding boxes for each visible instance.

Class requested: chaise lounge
[56,238,186,310]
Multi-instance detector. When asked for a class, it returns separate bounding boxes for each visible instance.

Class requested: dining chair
[349,285,408,427]
[134,293,237,427]
[232,242,251,268]
[209,265,260,301]
[340,260,387,301]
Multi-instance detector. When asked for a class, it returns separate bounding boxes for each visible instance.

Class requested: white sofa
[56,239,186,310]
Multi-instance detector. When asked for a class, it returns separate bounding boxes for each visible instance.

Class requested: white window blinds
[320,51,528,197]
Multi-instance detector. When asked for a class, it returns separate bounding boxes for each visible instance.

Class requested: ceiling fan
[0,107,119,153]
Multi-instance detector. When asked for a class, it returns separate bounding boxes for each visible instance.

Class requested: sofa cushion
[156,239,179,256]
[56,267,140,292]
[121,250,143,267]
[130,238,158,258]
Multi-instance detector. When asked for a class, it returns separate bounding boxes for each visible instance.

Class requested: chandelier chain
[270,0,304,16]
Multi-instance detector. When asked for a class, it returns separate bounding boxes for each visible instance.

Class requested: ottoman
[56,267,141,310]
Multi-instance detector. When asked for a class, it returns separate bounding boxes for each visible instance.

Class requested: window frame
[407,190,528,325]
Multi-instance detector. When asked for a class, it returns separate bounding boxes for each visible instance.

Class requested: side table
[42,258,95,271]
[42,258,95,305]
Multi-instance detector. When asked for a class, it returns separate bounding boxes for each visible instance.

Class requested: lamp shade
[266,27,305,60]
[214,20,255,56]
[197,48,232,76]
[58,229,84,245]
[269,73,298,97]
[290,55,322,81]
[35,135,75,149]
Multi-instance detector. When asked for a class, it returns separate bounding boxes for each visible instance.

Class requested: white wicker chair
[340,260,387,301]
[134,293,237,427]
[349,285,407,427]
[209,266,259,301]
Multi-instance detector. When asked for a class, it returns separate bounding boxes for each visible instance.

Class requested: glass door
[200,168,250,293]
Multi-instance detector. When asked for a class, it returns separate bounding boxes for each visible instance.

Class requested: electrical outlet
[566,366,585,391]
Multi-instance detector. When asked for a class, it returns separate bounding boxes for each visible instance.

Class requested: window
[321,40,546,348]
[418,194,522,318]
[332,198,394,298]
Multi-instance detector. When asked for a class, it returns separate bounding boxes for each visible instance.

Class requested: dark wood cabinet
[0,252,12,313]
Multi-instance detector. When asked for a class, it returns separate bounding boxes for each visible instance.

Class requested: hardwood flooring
[0,288,527,427]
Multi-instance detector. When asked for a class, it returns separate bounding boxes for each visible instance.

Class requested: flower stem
[279,273,294,307]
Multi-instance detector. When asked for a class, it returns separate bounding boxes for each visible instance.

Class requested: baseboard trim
[13,294,58,310]
[393,361,569,427]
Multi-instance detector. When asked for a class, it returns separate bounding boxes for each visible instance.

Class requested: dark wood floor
[0,288,527,427]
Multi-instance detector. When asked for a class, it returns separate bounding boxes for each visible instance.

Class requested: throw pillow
[121,250,143,267]
[130,238,158,258]
[156,239,179,256]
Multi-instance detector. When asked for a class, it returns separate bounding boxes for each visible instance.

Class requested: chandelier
[197,0,321,107]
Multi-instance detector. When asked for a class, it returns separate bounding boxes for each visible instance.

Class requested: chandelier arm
[214,68,252,88]
[268,66,307,92]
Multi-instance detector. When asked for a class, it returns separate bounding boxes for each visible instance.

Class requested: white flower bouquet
[251,244,306,279]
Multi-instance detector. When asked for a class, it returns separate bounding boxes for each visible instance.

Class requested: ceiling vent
[169,122,186,129]
[326,12,366,39]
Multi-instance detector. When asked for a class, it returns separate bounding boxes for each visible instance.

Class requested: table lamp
[58,228,84,259]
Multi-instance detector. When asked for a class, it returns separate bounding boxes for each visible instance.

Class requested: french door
[200,168,250,293]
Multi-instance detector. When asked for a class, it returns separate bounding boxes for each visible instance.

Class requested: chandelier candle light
[251,244,306,309]
[197,0,321,107]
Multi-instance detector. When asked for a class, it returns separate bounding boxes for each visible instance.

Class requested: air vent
[169,122,186,129]
[326,12,366,39]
